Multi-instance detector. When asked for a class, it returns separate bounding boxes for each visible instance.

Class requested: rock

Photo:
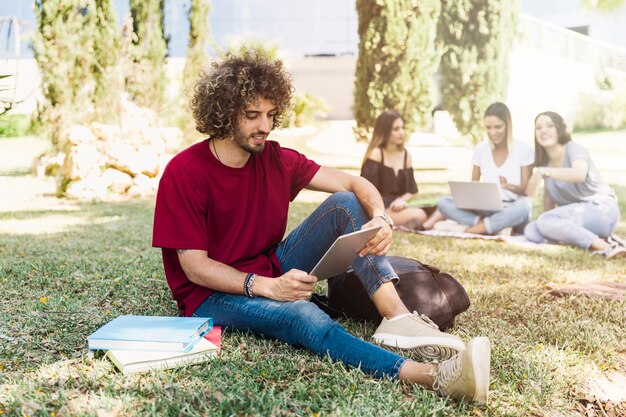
[34,152,65,178]
[48,98,182,199]
[90,122,122,143]
[127,174,158,198]
[62,144,103,180]
[64,125,97,146]
[101,168,133,194]
[65,175,109,200]
[160,126,184,154]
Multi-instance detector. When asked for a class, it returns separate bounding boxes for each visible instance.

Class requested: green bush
[282,92,329,128]
[180,0,212,145]
[127,0,168,112]
[437,0,518,144]
[0,114,37,138]
[354,0,441,140]
[574,89,626,132]
[33,0,100,149]
[182,0,211,98]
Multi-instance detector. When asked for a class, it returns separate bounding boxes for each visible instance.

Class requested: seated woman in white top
[423,102,534,235]
[524,111,624,259]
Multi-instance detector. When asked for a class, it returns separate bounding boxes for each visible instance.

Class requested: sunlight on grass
[0,214,123,235]
[1,129,625,416]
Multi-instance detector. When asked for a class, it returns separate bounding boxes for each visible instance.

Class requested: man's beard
[233,126,267,154]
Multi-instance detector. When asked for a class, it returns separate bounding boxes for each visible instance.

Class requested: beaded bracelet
[243,273,257,298]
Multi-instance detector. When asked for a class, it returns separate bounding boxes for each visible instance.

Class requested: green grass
[0,114,38,138]
[1,131,625,416]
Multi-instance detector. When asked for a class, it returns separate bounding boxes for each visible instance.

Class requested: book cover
[88,315,212,352]
[106,326,222,374]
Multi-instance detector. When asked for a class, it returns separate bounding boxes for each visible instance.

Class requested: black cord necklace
[211,139,221,163]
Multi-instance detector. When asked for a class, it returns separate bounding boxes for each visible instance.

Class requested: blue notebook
[88,315,212,352]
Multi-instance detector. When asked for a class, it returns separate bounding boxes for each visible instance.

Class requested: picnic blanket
[395,225,551,249]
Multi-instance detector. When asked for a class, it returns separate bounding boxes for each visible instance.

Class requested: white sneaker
[433,337,491,403]
[593,242,626,259]
[495,227,512,236]
[433,220,467,233]
[606,245,626,260]
[372,312,465,361]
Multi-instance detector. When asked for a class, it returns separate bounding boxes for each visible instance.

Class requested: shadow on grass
[0,168,32,176]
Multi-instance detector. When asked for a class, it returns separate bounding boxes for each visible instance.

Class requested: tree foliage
[582,0,626,12]
[437,0,518,144]
[128,0,168,112]
[33,0,98,148]
[183,0,211,99]
[32,0,124,149]
[93,0,122,121]
[354,0,441,140]
[181,0,211,143]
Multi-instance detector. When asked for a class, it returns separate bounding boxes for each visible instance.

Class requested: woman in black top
[360,111,427,229]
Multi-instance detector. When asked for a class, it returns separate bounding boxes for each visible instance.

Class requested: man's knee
[322,191,369,224]
[286,300,337,348]
[326,191,359,207]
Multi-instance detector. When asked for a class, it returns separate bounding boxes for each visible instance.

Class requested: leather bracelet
[243,273,257,298]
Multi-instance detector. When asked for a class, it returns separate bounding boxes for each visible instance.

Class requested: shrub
[181,0,212,144]
[33,0,99,149]
[183,0,211,98]
[127,0,168,113]
[282,92,329,128]
[574,89,626,131]
[0,114,36,137]
[354,0,441,140]
[437,0,518,144]
[92,0,122,122]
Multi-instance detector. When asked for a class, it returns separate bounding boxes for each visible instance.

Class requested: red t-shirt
[152,139,321,316]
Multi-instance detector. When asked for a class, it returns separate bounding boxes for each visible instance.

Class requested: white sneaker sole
[372,333,466,361]
[468,337,491,403]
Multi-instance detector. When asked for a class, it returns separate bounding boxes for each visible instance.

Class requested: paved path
[0,136,73,214]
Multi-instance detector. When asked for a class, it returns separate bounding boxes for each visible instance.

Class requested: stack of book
[87,315,221,374]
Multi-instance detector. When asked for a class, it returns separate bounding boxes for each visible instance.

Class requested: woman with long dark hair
[360,111,427,229]
[524,111,624,258]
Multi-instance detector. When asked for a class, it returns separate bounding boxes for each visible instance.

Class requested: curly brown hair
[191,50,293,139]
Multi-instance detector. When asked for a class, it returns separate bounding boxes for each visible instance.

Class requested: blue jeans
[194,192,407,379]
[437,195,532,234]
[524,196,620,249]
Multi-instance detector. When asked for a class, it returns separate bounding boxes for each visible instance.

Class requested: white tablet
[309,225,382,280]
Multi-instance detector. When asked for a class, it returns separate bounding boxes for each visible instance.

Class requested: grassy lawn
[0,130,625,416]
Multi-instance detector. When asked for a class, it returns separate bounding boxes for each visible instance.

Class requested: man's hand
[266,269,317,301]
[389,198,407,212]
[525,170,543,196]
[358,217,392,257]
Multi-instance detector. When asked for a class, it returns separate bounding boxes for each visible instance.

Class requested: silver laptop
[310,226,382,280]
[449,181,504,211]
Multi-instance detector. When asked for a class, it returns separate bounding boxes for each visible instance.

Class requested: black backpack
[312,256,470,330]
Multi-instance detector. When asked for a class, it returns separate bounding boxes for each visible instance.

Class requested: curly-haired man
[153,50,491,403]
